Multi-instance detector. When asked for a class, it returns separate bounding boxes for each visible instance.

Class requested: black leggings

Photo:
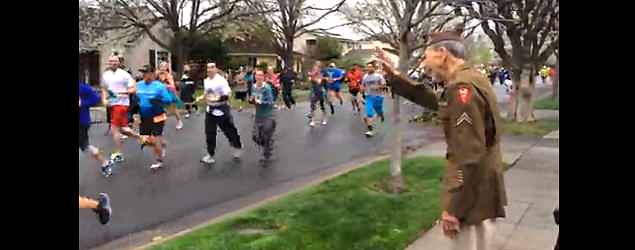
[205,106,242,156]
[282,87,295,108]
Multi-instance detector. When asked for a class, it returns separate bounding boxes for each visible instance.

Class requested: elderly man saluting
[377,26,508,250]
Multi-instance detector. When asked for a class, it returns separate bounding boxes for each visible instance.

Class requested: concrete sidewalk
[406,130,559,250]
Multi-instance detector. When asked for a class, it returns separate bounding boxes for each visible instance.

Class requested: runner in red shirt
[345,64,363,113]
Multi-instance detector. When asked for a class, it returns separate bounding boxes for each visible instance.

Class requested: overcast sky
[305,0,365,40]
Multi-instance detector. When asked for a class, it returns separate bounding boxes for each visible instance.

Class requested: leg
[475,219,496,250]
[170,103,183,129]
[205,113,219,157]
[364,96,376,135]
[218,112,243,150]
[262,118,276,159]
[450,224,476,250]
[327,90,335,114]
[374,96,385,122]
[79,196,98,209]
[319,96,326,119]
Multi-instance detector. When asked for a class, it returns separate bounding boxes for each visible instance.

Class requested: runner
[233,66,248,112]
[265,66,282,110]
[180,64,198,118]
[326,62,345,111]
[80,81,115,177]
[308,73,328,127]
[249,69,277,163]
[279,67,297,109]
[345,64,363,113]
[100,55,140,163]
[79,193,112,225]
[196,62,243,164]
[361,62,387,137]
[157,61,184,130]
[136,65,173,170]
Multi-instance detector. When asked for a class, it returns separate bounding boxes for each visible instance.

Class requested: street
[79,82,550,250]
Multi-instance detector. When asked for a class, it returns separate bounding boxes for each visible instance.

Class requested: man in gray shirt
[361,62,386,137]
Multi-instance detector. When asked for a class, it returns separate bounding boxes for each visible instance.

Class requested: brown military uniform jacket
[438,66,508,225]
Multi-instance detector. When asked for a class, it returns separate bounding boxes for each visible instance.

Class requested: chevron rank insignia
[456,112,473,126]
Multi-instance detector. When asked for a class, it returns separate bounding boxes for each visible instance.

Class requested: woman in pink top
[158,62,184,130]
[265,66,282,109]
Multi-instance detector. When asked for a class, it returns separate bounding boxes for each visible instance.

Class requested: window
[306,39,317,46]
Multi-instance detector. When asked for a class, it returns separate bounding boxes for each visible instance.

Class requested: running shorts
[140,115,165,136]
[365,95,384,118]
[110,105,129,127]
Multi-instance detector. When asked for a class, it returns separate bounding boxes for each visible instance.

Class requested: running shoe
[100,160,114,177]
[110,152,124,163]
[93,193,112,225]
[176,120,184,130]
[309,121,316,127]
[201,154,215,164]
[120,135,128,141]
[321,120,328,126]
[185,113,191,119]
[233,148,243,159]
[150,161,163,170]
[365,130,375,137]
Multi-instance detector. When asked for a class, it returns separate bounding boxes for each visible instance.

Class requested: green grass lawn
[502,119,559,137]
[533,96,559,110]
[151,156,446,250]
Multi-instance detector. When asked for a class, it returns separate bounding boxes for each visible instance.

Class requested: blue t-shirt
[327,67,345,85]
[79,82,100,126]
[136,80,173,118]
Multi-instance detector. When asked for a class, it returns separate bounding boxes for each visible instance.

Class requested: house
[79,6,173,86]
[225,37,304,73]
[294,31,361,58]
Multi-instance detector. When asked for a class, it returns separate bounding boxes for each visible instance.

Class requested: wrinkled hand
[441,211,460,239]
[374,47,397,75]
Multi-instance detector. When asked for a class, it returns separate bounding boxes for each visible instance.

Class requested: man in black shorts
[180,64,198,118]
[136,65,173,170]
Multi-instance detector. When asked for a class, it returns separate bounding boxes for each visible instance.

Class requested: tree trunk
[284,37,295,71]
[388,44,409,194]
[508,68,522,121]
[518,68,536,122]
[552,55,559,99]
[172,41,189,79]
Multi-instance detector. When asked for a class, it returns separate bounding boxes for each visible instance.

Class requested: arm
[126,73,137,94]
[444,82,488,219]
[81,85,100,108]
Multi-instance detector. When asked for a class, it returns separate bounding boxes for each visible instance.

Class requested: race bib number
[153,113,167,123]
[211,109,224,117]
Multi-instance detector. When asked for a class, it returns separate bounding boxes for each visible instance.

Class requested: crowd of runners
[79,50,402,225]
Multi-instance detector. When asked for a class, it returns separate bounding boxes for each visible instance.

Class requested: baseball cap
[138,65,155,73]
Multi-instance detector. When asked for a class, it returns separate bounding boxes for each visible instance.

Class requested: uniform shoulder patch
[458,86,470,104]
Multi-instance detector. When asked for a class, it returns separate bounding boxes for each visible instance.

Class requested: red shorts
[110,105,129,127]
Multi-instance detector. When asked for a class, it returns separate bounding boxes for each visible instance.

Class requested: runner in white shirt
[196,62,243,164]
[100,55,140,163]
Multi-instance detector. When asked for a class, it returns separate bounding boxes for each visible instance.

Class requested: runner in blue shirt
[135,65,173,170]
[325,62,345,115]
